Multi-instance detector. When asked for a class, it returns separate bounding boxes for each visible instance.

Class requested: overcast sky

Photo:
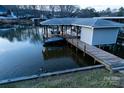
[79,0,124,11]
[80,5,122,11]
[1,0,124,11]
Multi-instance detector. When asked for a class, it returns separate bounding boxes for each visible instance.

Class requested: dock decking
[64,36,124,72]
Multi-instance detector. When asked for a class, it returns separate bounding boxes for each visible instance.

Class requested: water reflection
[0,26,95,82]
[102,45,124,59]
[0,26,43,44]
[42,46,95,66]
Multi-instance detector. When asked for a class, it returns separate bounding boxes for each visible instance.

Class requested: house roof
[40,18,124,28]
[94,17,124,19]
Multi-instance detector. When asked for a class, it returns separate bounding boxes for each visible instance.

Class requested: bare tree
[58,5,79,17]
[49,5,59,17]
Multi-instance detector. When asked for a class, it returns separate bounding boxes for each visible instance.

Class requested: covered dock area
[40,18,82,39]
[40,18,124,72]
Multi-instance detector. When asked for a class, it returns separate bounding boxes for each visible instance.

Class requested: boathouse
[41,18,124,45]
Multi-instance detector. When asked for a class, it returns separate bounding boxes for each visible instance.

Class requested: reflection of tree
[42,46,95,67]
[42,46,66,60]
[68,48,95,67]
[0,26,43,44]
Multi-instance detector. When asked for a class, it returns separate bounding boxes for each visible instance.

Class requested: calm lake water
[0,26,95,82]
[103,45,124,59]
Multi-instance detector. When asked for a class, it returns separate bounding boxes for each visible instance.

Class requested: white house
[41,18,124,45]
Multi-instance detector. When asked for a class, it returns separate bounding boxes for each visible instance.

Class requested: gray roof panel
[40,18,124,28]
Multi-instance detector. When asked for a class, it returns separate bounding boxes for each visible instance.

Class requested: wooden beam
[44,26,45,36]
[46,25,48,38]
[57,25,59,32]
[62,25,64,36]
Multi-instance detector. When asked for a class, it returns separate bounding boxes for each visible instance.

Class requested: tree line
[3,5,124,18]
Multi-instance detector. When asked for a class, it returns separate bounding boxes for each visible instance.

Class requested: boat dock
[41,18,124,72]
[64,36,124,72]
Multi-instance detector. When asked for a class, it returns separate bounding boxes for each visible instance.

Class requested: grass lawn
[0,68,124,88]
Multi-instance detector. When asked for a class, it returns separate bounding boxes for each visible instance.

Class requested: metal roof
[94,17,124,19]
[40,18,124,28]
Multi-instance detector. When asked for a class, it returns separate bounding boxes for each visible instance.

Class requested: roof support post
[71,25,73,42]
[76,26,78,38]
[42,26,44,35]
[66,25,68,35]
[44,26,46,38]
[52,25,54,32]
[76,26,78,47]
[57,25,59,33]
[46,25,48,38]
[71,25,73,36]
[44,26,46,37]
[42,26,45,41]
[62,25,64,36]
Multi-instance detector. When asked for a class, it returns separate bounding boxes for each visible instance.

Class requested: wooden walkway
[65,37,124,72]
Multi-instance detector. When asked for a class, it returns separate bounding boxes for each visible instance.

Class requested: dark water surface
[0,26,95,81]
[102,45,124,59]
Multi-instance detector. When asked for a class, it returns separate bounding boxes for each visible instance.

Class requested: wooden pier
[64,36,124,72]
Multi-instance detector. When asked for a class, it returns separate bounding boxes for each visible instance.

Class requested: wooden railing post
[83,44,86,57]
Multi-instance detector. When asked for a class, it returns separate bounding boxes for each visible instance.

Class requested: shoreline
[0,65,104,85]
[0,68,122,88]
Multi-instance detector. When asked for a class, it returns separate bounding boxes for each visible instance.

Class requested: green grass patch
[0,68,122,88]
